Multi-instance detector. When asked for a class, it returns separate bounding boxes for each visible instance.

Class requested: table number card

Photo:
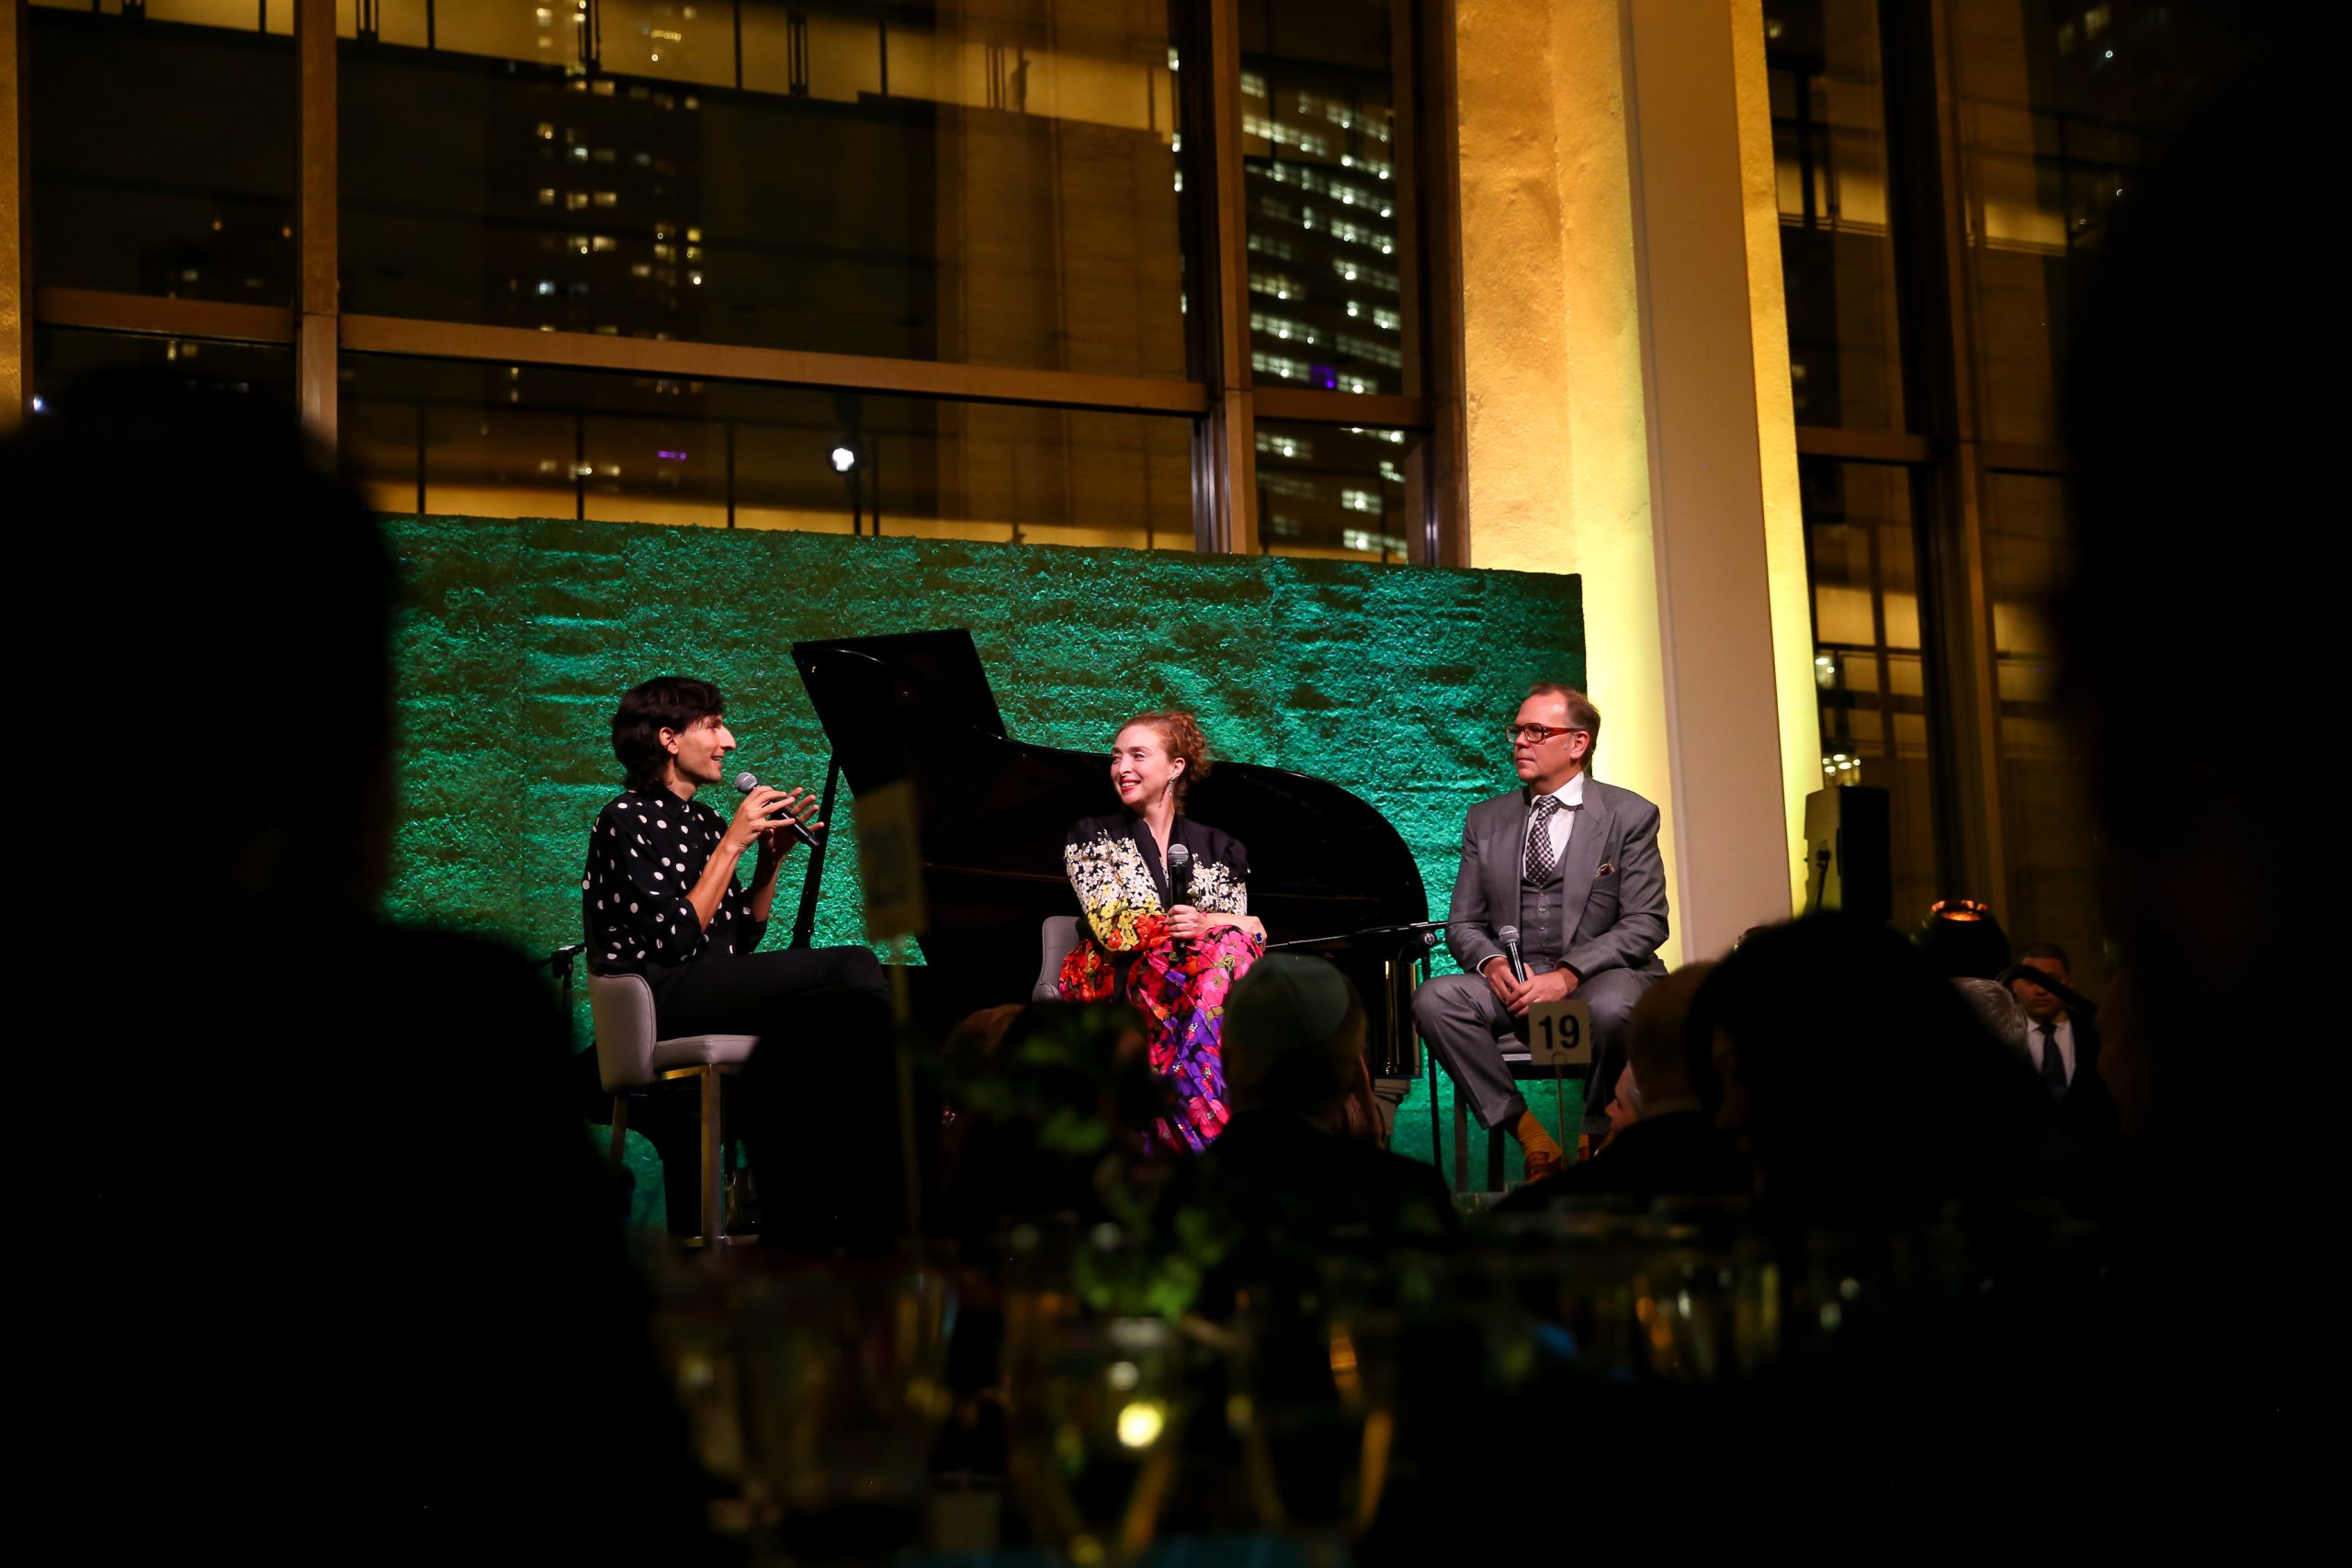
[1526,998,1594,1067]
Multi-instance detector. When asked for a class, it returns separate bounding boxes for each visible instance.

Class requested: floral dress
[1057,812,1262,1152]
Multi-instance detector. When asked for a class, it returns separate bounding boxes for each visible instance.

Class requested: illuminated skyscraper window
[1253,420,1421,565]
[1238,0,1413,400]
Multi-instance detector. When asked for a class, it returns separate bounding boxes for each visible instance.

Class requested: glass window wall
[30,325,296,410]
[1802,457,1939,929]
[1252,419,1419,563]
[21,0,1444,563]
[1952,0,2263,446]
[340,355,1194,549]
[1984,469,2105,987]
[28,6,298,306]
[1764,0,1906,431]
[336,1,1191,378]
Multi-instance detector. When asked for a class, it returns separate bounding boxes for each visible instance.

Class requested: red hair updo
[1122,709,1213,812]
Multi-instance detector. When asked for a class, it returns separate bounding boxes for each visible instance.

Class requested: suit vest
[1518,857,1570,971]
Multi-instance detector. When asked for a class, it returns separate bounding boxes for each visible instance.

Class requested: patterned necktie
[2038,1022,2067,1096]
[1526,795,1562,884]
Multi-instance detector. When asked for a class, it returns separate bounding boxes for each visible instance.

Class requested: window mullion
[296,0,338,447]
[1199,0,1259,554]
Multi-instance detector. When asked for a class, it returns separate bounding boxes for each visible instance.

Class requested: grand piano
[788,629,1436,1078]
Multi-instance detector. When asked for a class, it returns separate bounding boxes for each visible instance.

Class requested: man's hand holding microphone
[1479,923,1578,1018]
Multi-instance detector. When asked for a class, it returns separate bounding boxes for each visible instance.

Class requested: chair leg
[1427,1048,1444,1183]
[608,1094,629,1169]
[1487,1126,1506,1192]
[698,1066,724,1247]
[1452,1090,1469,1194]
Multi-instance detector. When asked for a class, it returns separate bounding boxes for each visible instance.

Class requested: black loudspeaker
[1804,785,1892,924]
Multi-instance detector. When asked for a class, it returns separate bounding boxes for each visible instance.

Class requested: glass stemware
[1004,1313,1183,1566]
[1227,1303,1400,1548]
[650,1253,957,1562]
[744,1264,957,1563]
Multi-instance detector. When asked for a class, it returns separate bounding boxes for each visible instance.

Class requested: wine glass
[644,1247,757,1523]
[1004,1314,1183,1566]
[1227,1303,1400,1551]
[732,1262,958,1564]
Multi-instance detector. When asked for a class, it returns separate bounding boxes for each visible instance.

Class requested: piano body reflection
[789,629,1432,1078]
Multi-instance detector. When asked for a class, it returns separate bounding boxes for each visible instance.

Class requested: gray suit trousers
[1413,965,1652,1133]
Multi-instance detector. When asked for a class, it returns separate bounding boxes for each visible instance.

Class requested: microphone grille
[1498,924,1521,943]
[733,771,759,795]
[1167,842,1192,868]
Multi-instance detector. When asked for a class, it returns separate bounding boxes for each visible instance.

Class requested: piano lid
[794,628,1007,779]
[794,630,1430,1004]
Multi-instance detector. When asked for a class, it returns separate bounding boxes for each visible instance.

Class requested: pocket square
[1597,862,1615,877]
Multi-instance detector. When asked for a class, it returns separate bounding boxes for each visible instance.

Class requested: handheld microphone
[1166,841,1194,904]
[732,771,825,850]
[1498,923,1528,983]
[1166,842,1194,953]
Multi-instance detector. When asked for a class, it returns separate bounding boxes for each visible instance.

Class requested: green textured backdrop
[382,514,1587,1191]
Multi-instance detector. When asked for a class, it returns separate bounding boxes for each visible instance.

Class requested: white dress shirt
[2031,1016,2076,1085]
[1521,769,1586,867]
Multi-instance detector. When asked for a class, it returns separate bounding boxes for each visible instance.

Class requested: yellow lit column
[2,0,25,431]
[1622,0,1806,955]
[1459,0,1673,959]
[1458,0,1810,963]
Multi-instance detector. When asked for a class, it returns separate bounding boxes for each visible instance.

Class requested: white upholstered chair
[587,971,758,1247]
[1033,915,1084,1002]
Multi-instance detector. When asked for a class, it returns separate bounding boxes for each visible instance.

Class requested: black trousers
[647,943,888,1037]
[636,945,895,1240]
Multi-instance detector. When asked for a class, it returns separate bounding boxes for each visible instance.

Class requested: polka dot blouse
[582,787,764,975]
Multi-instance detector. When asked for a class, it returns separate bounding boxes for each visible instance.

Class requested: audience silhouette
[1161,955,1458,1315]
[1495,962,1746,1208]
[8,374,712,1559]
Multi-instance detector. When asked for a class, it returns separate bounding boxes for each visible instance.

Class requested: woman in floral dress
[1057,711,1265,1152]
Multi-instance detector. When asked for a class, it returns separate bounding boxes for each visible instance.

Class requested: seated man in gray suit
[1411,682,1669,1180]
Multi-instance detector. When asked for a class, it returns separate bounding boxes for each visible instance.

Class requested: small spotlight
[830,446,857,473]
[30,395,46,413]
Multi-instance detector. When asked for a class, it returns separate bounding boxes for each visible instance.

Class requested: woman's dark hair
[612,676,725,789]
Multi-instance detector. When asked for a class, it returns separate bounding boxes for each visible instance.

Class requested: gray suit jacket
[1444,777,1670,981]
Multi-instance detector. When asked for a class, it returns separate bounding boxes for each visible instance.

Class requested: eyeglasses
[1507,723,1586,744]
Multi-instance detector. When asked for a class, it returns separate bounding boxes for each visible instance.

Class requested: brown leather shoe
[1521,1147,1565,1184]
